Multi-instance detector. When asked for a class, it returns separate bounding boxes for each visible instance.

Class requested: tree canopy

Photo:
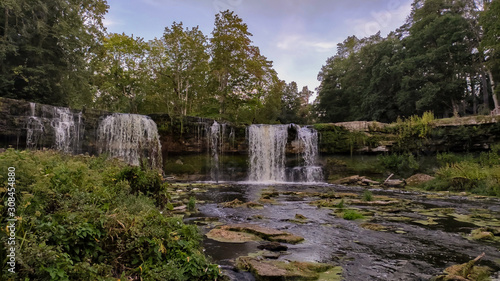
[315,0,500,123]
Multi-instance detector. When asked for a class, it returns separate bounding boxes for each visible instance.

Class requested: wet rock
[257,242,288,252]
[295,214,307,220]
[206,228,261,243]
[360,223,388,231]
[220,224,304,244]
[262,251,281,259]
[383,179,406,188]
[219,199,264,209]
[349,199,399,206]
[237,257,339,281]
[469,228,494,240]
[406,173,435,186]
[432,253,491,281]
[269,234,304,244]
[333,175,380,186]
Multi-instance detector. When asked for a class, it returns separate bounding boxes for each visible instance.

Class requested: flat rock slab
[219,224,305,244]
[237,257,339,281]
[206,228,261,243]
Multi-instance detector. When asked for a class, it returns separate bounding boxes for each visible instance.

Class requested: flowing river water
[183,182,500,281]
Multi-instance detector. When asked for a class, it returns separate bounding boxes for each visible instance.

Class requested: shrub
[343,210,364,220]
[378,153,420,178]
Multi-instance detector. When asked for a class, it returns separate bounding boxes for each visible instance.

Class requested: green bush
[0,149,220,280]
[343,210,364,220]
[378,153,420,178]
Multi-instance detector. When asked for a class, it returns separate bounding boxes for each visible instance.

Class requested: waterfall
[26,103,44,149]
[51,107,82,153]
[248,124,323,183]
[248,124,289,182]
[97,114,163,168]
[26,103,82,153]
[289,125,323,182]
[208,121,222,182]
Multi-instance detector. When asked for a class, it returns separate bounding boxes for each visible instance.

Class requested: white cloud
[276,34,338,53]
[103,17,122,28]
[347,0,412,38]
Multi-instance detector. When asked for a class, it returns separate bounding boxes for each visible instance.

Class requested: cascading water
[288,125,323,182]
[248,124,323,183]
[26,103,44,149]
[248,124,289,182]
[97,114,162,168]
[208,121,222,182]
[51,107,82,153]
[26,103,82,153]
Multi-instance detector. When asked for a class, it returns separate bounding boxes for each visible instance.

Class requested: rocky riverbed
[175,182,500,281]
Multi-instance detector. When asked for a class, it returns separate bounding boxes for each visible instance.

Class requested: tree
[0,0,108,107]
[401,0,476,117]
[480,0,500,114]
[93,33,149,113]
[209,10,277,122]
[152,22,210,117]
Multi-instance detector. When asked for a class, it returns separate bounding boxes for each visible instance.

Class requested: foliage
[362,190,373,202]
[377,153,420,178]
[315,0,499,122]
[188,197,196,212]
[342,210,364,220]
[0,149,221,280]
[425,150,500,197]
[389,111,435,152]
[0,0,108,108]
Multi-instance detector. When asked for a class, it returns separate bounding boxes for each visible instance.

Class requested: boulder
[406,173,435,186]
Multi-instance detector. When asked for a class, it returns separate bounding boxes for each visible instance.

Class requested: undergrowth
[0,149,221,280]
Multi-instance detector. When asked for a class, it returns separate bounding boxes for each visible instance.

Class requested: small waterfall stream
[97,114,162,168]
[289,125,323,182]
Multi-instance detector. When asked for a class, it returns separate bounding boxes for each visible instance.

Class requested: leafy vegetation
[424,150,500,196]
[0,149,220,280]
[342,210,364,220]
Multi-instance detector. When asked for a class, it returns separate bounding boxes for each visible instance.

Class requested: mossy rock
[237,257,341,281]
[360,223,388,231]
[206,228,262,243]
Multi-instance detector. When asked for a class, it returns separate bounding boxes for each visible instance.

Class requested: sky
[103,0,414,99]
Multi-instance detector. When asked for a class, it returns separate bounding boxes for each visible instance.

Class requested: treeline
[0,1,311,124]
[315,0,500,123]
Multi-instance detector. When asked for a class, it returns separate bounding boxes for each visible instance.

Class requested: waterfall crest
[97,114,162,168]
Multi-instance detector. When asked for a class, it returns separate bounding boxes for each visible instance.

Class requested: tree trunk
[488,70,500,115]
[481,70,490,110]
[4,7,8,40]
